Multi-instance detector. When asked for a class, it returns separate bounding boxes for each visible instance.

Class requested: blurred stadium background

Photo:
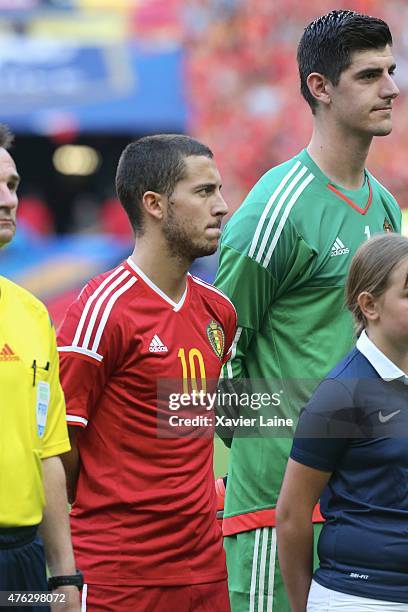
[2,0,408,475]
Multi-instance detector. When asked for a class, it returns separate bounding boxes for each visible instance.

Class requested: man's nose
[0,185,17,211]
[382,73,400,100]
[213,192,229,217]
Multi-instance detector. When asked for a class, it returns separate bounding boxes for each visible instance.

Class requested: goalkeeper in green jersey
[215,10,401,612]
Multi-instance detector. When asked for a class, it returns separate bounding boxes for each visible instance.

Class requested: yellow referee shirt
[0,275,70,527]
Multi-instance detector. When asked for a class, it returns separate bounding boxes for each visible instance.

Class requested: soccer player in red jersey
[58,135,237,611]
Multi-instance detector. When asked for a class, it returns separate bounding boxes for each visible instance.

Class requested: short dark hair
[298,10,392,113]
[0,124,14,149]
[116,134,213,234]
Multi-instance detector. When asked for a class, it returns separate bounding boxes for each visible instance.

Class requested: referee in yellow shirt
[0,125,80,611]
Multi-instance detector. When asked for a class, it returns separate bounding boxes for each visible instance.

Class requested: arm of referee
[39,456,80,611]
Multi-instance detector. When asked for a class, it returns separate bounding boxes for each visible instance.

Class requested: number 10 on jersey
[178,348,207,394]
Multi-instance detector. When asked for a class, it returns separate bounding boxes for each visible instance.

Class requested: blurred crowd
[14,0,408,239]
[17,192,132,238]
[184,0,408,212]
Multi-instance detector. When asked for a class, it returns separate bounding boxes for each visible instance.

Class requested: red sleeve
[221,303,238,366]
[57,282,123,428]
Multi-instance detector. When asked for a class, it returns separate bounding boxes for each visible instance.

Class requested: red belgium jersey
[57,258,237,586]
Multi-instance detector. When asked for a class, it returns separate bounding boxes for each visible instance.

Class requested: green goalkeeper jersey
[215,148,401,535]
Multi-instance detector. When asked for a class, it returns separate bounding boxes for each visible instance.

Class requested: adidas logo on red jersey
[149,335,168,353]
[0,343,20,361]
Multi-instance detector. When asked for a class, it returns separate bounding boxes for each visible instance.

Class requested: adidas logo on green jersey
[331,237,350,257]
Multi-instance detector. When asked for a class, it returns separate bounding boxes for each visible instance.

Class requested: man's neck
[307,121,372,190]
[129,235,190,303]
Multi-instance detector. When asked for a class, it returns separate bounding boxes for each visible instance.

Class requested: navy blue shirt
[291,347,408,603]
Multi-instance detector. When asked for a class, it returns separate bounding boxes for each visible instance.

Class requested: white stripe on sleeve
[263,173,314,268]
[58,345,103,362]
[72,266,124,347]
[226,326,242,379]
[248,161,302,259]
[67,415,88,427]
[255,166,308,264]
[91,277,137,353]
[82,271,131,350]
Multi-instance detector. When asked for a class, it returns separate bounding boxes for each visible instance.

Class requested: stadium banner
[0,37,186,133]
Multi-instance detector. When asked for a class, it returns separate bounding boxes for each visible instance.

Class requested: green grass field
[213,209,408,478]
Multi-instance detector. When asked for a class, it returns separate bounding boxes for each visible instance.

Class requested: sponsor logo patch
[36,381,50,438]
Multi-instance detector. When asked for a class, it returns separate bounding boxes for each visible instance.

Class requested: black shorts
[0,525,49,611]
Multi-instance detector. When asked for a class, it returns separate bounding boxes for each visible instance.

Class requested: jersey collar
[299,149,372,215]
[356,330,408,384]
[126,257,189,312]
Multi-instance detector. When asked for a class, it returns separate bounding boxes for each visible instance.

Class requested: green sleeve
[216,214,315,365]
[214,196,315,445]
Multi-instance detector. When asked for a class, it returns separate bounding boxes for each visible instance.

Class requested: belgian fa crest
[207,320,225,360]
[383,218,393,232]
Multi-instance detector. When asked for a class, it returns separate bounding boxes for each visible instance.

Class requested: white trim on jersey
[191,275,237,313]
[258,527,269,612]
[67,415,88,427]
[66,267,137,360]
[82,270,131,350]
[173,289,188,312]
[250,527,278,612]
[248,161,302,259]
[249,528,261,612]
[72,266,125,347]
[246,163,315,268]
[81,583,87,612]
[58,345,103,362]
[263,172,315,268]
[370,173,395,200]
[127,257,188,311]
[255,166,308,264]
[225,326,242,379]
[91,277,137,353]
[267,528,277,612]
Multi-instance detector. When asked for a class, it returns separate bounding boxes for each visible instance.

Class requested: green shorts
[224,524,322,612]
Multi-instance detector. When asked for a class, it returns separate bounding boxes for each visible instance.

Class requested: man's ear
[357,291,380,323]
[141,191,165,221]
[306,72,332,108]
